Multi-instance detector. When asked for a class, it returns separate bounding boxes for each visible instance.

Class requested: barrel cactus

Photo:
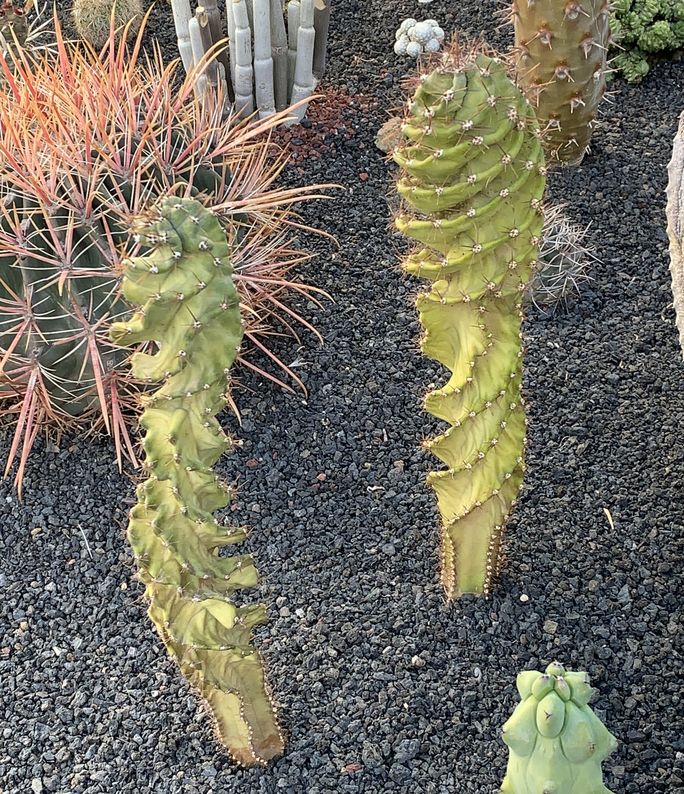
[512,0,611,165]
[109,196,283,765]
[0,15,320,491]
[392,43,546,598]
[72,0,144,50]
[502,662,617,793]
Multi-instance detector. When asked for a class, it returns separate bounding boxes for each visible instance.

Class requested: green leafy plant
[502,662,617,793]
[392,44,546,598]
[610,0,684,81]
[110,195,283,766]
[512,0,611,165]
[0,14,324,492]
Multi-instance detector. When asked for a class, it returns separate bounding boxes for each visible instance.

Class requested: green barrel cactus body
[393,47,546,598]
[513,0,610,165]
[110,197,283,766]
[502,662,617,793]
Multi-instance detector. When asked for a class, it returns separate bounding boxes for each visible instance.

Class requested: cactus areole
[110,197,283,766]
[512,0,610,165]
[393,45,546,598]
[501,662,617,793]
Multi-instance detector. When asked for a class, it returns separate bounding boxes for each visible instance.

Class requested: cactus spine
[72,0,144,50]
[502,662,617,793]
[393,46,546,598]
[109,197,283,766]
[513,0,610,165]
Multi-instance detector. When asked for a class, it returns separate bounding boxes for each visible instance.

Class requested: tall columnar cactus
[110,196,283,765]
[392,45,546,598]
[512,0,611,165]
[502,662,617,793]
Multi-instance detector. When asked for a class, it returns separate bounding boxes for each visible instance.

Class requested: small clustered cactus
[394,18,445,58]
[72,0,144,50]
[109,196,283,766]
[610,0,684,81]
[392,43,546,598]
[527,205,597,312]
[502,662,617,793]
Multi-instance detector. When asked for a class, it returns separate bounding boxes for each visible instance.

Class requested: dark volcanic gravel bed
[2,1,683,792]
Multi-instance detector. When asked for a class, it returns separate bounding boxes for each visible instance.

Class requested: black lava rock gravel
[1,1,683,792]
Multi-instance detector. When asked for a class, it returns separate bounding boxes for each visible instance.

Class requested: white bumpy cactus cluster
[394,18,444,58]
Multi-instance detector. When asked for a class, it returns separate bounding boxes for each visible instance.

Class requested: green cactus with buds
[502,662,617,793]
[513,0,611,165]
[392,45,546,598]
[109,197,283,766]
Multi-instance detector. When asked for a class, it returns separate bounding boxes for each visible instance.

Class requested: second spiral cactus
[502,662,617,793]
[513,0,611,165]
[110,197,283,766]
[393,45,546,598]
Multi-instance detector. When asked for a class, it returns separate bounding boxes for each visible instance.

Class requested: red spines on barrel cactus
[0,13,326,492]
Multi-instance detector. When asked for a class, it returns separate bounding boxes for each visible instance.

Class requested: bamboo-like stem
[231,0,255,115]
[286,0,300,95]
[288,0,315,123]
[312,0,330,79]
[227,0,237,95]
[270,0,288,111]
[253,0,275,118]
[170,0,194,73]
[188,14,209,96]
[202,0,234,102]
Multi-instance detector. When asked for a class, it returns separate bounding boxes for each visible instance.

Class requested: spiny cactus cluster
[0,16,320,491]
[502,662,617,793]
[513,0,611,166]
[0,0,27,48]
[72,0,144,50]
[110,196,283,766]
[393,44,546,598]
[527,205,597,313]
[610,0,684,81]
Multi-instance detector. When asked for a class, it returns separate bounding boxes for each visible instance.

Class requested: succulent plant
[109,196,283,766]
[392,43,546,598]
[394,18,445,58]
[502,661,617,793]
[666,109,684,358]
[527,204,597,313]
[610,0,684,81]
[512,0,611,165]
[72,0,144,50]
[0,14,324,492]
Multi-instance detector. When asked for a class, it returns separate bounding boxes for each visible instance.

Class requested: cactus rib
[110,197,283,766]
[393,45,546,598]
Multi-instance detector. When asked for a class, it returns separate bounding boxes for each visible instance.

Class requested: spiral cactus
[392,44,546,598]
[110,197,283,766]
[502,662,617,793]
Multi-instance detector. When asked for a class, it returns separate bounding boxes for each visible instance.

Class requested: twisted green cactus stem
[502,662,617,793]
[110,197,283,766]
[393,46,546,598]
[513,0,610,165]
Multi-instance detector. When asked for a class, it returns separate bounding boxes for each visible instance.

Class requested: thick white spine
[232,0,255,116]
[270,0,289,111]
[171,0,194,73]
[288,0,316,123]
[286,0,300,96]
